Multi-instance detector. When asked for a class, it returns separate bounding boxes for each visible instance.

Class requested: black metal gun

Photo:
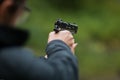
[54,19,78,34]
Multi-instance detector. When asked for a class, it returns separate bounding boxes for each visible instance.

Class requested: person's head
[0,0,30,26]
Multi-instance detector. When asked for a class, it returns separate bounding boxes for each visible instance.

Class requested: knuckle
[62,30,70,34]
[70,35,74,38]
[65,30,70,34]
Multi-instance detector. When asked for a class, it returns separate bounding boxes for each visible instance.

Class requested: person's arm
[46,40,79,80]
[28,40,78,80]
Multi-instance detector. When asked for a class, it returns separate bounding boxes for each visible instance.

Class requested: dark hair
[0,0,3,4]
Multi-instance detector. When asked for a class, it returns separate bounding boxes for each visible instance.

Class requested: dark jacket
[0,25,78,80]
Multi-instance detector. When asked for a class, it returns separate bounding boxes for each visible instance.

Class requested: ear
[0,0,13,23]
[0,0,13,14]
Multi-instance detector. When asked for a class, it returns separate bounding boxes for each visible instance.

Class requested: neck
[0,24,29,48]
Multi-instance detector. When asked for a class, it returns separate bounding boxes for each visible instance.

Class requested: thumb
[71,43,78,54]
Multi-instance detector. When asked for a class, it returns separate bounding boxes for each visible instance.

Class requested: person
[0,0,78,80]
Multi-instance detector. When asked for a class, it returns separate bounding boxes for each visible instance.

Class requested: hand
[48,30,77,54]
[70,43,78,54]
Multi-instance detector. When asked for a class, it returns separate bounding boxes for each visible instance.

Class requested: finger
[71,43,78,54]
[68,38,75,46]
[67,39,74,46]
[73,43,78,49]
[61,30,71,35]
[69,35,74,39]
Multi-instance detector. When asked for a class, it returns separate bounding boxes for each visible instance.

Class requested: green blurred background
[23,0,120,80]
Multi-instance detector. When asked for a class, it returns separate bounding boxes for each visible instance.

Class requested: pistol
[54,19,78,34]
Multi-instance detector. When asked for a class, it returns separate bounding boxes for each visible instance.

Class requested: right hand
[48,30,77,54]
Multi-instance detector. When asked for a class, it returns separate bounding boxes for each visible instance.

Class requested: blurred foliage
[22,0,120,80]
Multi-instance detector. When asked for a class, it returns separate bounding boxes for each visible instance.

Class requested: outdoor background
[23,0,120,80]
